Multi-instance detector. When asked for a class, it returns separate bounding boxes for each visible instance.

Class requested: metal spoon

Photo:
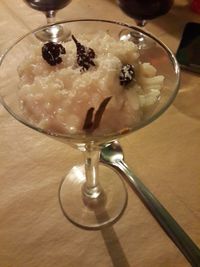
[100,141,200,267]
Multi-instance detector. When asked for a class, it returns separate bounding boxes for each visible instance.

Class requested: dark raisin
[72,35,95,71]
[42,42,66,66]
[119,64,135,86]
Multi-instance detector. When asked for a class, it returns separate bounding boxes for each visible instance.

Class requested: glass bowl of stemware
[0,19,180,230]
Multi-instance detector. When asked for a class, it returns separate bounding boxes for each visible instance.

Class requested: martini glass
[23,0,71,42]
[117,0,174,48]
[0,19,180,230]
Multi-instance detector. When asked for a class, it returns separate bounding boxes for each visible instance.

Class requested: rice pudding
[18,31,164,135]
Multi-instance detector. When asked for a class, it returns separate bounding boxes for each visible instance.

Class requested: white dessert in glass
[18,31,164,136]
[0,20,180,229]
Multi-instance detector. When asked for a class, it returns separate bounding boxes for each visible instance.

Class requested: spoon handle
[114,160,200,267]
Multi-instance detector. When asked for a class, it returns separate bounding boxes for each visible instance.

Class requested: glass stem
[137,19,147,27]
[82,144,102,199]
[45,10,56,24]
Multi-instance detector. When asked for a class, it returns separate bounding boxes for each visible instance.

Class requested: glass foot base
[119,28,155,49]
[59,164,127,230]
[35,25,71,42]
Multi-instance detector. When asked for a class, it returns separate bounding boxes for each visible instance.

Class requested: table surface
[0,0,200,266]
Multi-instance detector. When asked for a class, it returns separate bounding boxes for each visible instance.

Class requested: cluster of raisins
[41,38,135,88]
[42,42,66,66]
[72,35,95,71]
[119,64,135,86]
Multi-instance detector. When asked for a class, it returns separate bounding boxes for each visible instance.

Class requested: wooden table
[0,0,200,266]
